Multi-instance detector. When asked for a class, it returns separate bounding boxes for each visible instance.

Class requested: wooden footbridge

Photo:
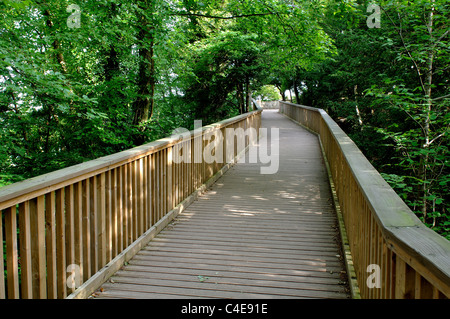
[0,102,449,299]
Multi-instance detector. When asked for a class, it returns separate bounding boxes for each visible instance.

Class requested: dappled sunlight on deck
[94,110,350,299]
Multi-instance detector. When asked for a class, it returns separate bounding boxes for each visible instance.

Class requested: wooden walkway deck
[93,110,350,299]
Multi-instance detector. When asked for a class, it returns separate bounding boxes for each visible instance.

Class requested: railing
[0,110,262,299]
[279,101,450,299]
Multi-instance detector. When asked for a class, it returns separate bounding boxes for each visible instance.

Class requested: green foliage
[254,85,282,101]
[2,0,447,240]
[0,0,333,187]
[294,0,450,239]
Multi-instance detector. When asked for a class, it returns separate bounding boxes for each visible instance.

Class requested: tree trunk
[276,85,286,101]
[132,6,155,128]
[245,75,251,113]
[354,85,363,127]
[236,81,245,114]
[43,9,67,73]
[421,2,435,221]
[293,79,300,104]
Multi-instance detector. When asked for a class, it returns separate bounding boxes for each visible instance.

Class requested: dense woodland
[0,0,449,239]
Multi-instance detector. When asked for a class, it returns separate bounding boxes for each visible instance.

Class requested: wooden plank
[150,154,155,228]
[135,250,342,270]
[30,196,47,298]
[115,167,122,255]
[138,158,144,236]
[126,163,133,246]
[143,244,340,262]
[162,150,167,220]
[161,225,337,241]
[65,185,75,295]
[110,169,117,258]
[97,173,106,269]
[155,152,161,222]
[145,156,151,229]
[106,274,347,299]
[395,257,415,299]
[167,147,173,213]
[143,157,148,232]
[89,176,98,274]
[131,160,138,243]
[82,179,91,282]
[105,170,112,262]
[119,264,344,287]
[147,240,341,260]
[5,206,19,299]
[18,201,32,299]
[45,192,57,299]
[73,182,83,285]
[415,273,434,299]
[120,164,128,250]
[153,234,338,251]
[55,188,67,298]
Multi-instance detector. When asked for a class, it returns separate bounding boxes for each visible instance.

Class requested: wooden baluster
[97,173,106,269]
[143,157,148,231]
[45,192,57,299]
[65,185,75,295]
[173,145,179,207]
[163,149,167,217]
[55,189,66,298]
[73,183,83,290]
[395,257,415,298]
[82,179,91,282]
[147,155,154,228]
[105,171,112,263]
[151,154,155,224]
[131,161,138,242]
[121,164,128,249]
[415,273,433,299]
[110,168,118,258]
[138,158,144,235]
[167,147,173,212]
[89,177,98,275]
[116,167,123,254]
[18,201,32,299]
[156,152,161,221]
[30,196,47,298]
[126,163,133,245]
[4,206,19,299]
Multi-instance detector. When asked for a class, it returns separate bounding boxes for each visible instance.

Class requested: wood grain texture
[94,110,350,299]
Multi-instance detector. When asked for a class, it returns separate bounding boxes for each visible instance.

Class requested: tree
[293,0,450,239]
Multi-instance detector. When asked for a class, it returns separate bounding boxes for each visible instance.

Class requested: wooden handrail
[279,101,450,299]
[0,110,262,299]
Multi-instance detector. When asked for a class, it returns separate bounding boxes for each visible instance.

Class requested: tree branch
[381,6,427,95]
[173,12,277,20]
[432,93,450,101]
